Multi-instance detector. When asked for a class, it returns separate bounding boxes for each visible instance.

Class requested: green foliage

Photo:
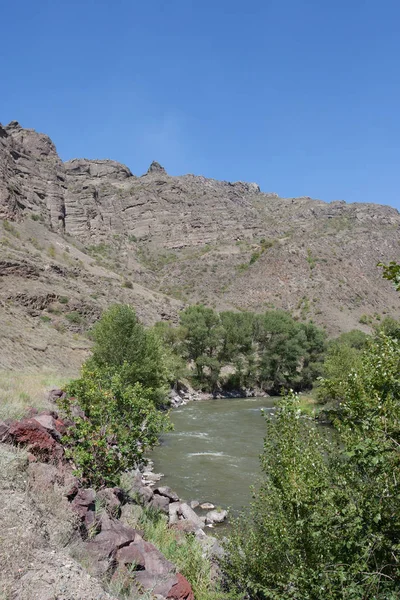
[223,336,400,598]
[378,260,400,291]
[47,244,56,258]
[374,315,400,338]
[317,330,369,404]
[175,306,326,393]
[122,279,133,289]
[59,365,171,487]
[89,304,168,404]
[58,296,69,304]
[179,305,225,389]
[30,213,41,221]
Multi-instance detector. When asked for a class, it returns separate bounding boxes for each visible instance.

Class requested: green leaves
[60,365,171,487]
[222,335,400,599]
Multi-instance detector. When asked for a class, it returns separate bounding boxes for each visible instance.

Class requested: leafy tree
[223,334,400,599]
[60,365,171,487]
[179,305,224,388]
[89,304,168,403]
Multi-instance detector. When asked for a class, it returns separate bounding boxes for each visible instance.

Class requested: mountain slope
[1,120,399,369]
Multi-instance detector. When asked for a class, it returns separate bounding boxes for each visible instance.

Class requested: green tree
[179,305,224,388]
[89,304,168,403]
[60,365,171,487]
[223,334,400,599]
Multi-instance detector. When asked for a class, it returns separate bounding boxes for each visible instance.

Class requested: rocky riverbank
[169,380,269,408]
[0,392,225,600]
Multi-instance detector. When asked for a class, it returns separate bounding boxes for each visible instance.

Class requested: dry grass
[0,370,73,420]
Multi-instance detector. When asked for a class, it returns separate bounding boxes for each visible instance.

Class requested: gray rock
[151,494,170,513]
[179,503,204,529]
[206,509,228,524]
[168,501,181,525]
[154,485,179,502]
[200,502,215,510]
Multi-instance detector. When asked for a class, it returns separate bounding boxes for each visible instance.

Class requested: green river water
[151,396,276,513]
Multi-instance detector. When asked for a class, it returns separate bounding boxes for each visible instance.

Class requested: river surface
[151,396,276,513]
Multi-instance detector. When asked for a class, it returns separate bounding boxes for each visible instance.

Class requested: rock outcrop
[1,119,400,354]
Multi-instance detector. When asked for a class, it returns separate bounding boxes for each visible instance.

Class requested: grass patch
[65,312,83,324]
[0,370,72,420]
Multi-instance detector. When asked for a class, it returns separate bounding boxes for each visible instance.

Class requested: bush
[59,296,69,304]
[59,366,171,487]
[222,335,400,599]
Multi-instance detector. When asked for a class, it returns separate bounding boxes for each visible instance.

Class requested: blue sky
[1,0,399,208]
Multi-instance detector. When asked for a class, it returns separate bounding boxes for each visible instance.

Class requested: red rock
[8,418,64,460]
[167,573,195,600]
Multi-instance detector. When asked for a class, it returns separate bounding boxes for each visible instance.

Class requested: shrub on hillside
[60,365,171,487]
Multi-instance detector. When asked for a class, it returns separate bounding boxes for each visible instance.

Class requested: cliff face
[1,120,400,369]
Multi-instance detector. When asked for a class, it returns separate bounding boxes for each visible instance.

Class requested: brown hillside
[1,120,399,369]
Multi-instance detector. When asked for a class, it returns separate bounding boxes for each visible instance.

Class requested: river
[151,396,276,513]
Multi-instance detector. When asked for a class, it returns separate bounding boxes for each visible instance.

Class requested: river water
[151,396,276,513]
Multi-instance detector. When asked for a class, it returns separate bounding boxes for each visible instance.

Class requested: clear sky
[1,0,399,208]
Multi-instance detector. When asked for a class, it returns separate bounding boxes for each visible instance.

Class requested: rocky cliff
[1,120,400,369]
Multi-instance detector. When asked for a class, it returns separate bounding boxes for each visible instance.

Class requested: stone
[84,518,139,576]
[151,493,170,513]
[71,488,96,526]
[120,503,144,528]
[137,485,154,504]
[200,502,215,510]
[206,509,228,524]
[147,161,167,175]
[32,414,62,440]
[179,503,204,529]
[190,500,199,509]
[97,487,123,517]
[171,520,199,534]
[168,501,181,525]
[167,572,195,600]
[48,388,66,403]
[154,485,179,502]
[8,418,64,460]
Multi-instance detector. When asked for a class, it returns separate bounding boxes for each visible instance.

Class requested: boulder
[171,520,200,534]
[179,503,204,529]
[84,519,140,576]
[167,572,195,600]
[206,509,228,524]
[71,488,96,528]
[154,485,179,502]
[137,485,154,504]
[200,502,215,510]
[48,388,66,403]
[32,414,62,440]
[8,418,64,460]
[168,501,181,525]
[190,500,199,509]
[97,487,123,517]
[151,493,170,514]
